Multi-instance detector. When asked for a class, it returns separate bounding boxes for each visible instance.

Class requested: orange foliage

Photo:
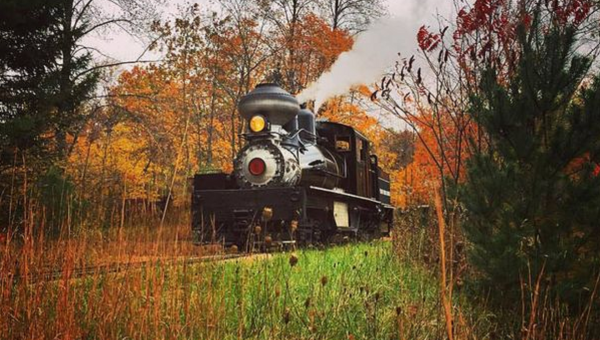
[291,13,354,89]
[397,107,477,206]
[320,98,379,136]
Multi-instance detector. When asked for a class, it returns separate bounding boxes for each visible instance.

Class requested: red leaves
[552,0,593,26]
[566,153,600,178]
[417,26,441,52]
[450,0,595,82]
[522,13,533,29]
[452,0,526,76]
[456,0,503,36]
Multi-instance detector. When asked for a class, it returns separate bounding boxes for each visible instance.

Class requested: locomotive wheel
[306,218,337,247]
[357,219,382,242]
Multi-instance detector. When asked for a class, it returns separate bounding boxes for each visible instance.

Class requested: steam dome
[238,83,300,126]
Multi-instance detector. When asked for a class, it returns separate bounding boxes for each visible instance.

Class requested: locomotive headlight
[248,158,266,176]
[249,115,266,133]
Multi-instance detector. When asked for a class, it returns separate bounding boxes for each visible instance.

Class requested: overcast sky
[82,0,456,130]
[84,0,456,69]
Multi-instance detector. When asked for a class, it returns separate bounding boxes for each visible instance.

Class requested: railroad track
[16,253,252,284]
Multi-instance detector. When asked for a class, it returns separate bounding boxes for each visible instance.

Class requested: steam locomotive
[192,83,394,249]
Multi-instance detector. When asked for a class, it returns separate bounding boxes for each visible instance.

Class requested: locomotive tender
[192,83,394,248]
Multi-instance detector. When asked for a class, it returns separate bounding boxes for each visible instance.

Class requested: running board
[308,186,394,209]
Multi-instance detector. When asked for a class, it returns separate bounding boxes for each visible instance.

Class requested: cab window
[357,139,368,162]
[335,136,351,151]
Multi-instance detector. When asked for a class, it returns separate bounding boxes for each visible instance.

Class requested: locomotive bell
[238,83,300,127]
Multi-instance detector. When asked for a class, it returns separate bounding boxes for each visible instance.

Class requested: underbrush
[1,234,490,339]
[2,213,598,339]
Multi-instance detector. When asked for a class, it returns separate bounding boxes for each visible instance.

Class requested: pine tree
[460,17,600,304]
[0,0,99,163]
[0,0,99,232]
[0,0,64,165]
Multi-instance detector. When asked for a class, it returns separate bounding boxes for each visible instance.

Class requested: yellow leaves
[68,123,158,201]
[357,85,373,98]
[321,98,378,139]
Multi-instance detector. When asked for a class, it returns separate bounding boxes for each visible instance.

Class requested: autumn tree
[51,0,162,159]
[71,3,272,221]
[296,14,354,87]
[259,0,316,91]
[318,0,386,33]
[374,0,600,208]
[0,0,163,232]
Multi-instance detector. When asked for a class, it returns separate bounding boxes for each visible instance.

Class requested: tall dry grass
[0,186,225,340]
[2,177,598,339]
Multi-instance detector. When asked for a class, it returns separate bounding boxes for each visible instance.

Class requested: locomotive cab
[192,83,394,249]
[317,122,390,203]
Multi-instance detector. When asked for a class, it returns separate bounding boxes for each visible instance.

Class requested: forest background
[2,0,600,338]
[1,0,425,232]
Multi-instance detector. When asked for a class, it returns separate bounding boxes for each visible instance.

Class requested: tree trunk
[56,0,76,159]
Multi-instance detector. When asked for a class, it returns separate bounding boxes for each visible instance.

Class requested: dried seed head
[289,253,298,267]
[320,276,328,286]
[275,288,281,297]
[264,235,272,246]
[290,220,298,232]
[254,226,262,235]
[395,306,402,316]
[262,207,273,221]
[283,308,291,324]
[304,297,311,308]
[230,245,238,253]
[408,305,418,317]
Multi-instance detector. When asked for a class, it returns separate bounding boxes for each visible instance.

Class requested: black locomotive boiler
[192,83,394,248]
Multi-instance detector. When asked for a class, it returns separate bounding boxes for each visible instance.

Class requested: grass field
[2,238,496,339]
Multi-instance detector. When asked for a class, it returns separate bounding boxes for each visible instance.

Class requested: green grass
[114,241,454,340]
[210,242,443,340]
[6,241,493,339]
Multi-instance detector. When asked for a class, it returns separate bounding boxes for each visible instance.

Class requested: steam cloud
[297,0,440,112]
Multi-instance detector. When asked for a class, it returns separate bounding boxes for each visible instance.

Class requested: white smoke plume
[297,0,441,112]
